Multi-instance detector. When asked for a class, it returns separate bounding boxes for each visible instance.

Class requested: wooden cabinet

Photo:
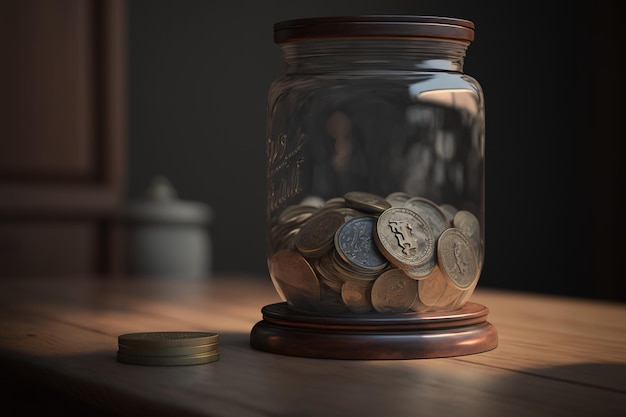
[0,0,127,277]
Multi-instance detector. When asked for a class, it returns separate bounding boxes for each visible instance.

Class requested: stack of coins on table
[268,191,483,314]
[117,331,219,366]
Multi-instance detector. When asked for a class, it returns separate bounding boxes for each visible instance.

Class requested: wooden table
[0,274,624,416]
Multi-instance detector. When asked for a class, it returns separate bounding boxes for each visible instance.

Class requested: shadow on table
[2,339,625,417]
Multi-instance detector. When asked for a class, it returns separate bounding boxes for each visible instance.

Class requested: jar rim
[274,15,475,44]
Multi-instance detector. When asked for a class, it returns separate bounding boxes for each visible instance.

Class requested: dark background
[126,0,624,301]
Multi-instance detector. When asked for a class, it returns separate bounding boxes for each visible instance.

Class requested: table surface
[0,273,625,417]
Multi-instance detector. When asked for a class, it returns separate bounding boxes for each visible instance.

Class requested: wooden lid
[274,15,475,44]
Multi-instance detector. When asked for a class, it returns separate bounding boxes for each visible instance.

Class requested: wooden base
[250,302,498,359]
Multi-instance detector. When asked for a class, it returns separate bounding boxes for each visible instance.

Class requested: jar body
[266,36,485,314]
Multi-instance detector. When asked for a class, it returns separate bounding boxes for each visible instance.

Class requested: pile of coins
[268,191,483,314]
[117,331,219,366]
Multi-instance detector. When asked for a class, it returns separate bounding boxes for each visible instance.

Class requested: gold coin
[116,351,220,366]
[118,342,219,357]
[118,331,219,348]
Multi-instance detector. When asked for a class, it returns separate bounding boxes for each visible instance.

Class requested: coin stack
[117,331,219,366]
[268,191,483,314]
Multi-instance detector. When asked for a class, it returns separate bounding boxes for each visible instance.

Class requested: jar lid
[274,15,475,44]
[124,176,213,225]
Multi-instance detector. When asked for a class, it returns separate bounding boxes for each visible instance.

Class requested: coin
[269,250,321,310]
[118,331,219,348]
[334,216,388,273]
[437,228,479,290]
[417,265,447,306]
[317,285,350,313]
[341,280,374,313]
[448,279,479,310]
[116,351,219,366]
[300,195,326,208]
[432,281,463,309]
[452,210,482,264]
[385,191,412,207]
[295,210,345,257]
[374,207,434,270]
[267,191,483,315]
[118,342,219,357]
[439,203,458,226]
[312,254,344,292]
[403,196,449,240]
[371,269,417,313]
[409,291,430,312]
[401,255,436,279]
[278,203,316,225]
[343,191,391,214]
[331,250,379,282]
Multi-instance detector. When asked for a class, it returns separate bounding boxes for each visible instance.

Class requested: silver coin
[313,254,345,291]
[278,204,316,225]
[437,228,479,290]
[401,255,436,280]
[331,250,380,282]
[300,195,326,208]
[452,210,482,264]
[403,196,449,241]
[439,203,458,226]
[334,216,389,273]
[343,191,391,214]
[374,207,434,270]
[371,269,417,313]
[295,210,345,257]
[323,197,346,208]
[385,191,412,207]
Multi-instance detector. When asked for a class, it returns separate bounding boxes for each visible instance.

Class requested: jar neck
[280,38,469,74]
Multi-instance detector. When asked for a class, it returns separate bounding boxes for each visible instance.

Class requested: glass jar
[266,16,485,315]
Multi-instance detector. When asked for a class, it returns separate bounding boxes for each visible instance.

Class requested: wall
[127,1,624,301]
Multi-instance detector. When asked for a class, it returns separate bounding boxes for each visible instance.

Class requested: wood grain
[0,275,624,417]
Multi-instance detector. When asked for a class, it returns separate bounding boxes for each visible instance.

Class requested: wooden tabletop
[0,274,625,417]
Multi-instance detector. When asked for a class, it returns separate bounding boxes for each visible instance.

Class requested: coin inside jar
[343,191,391,214]
[269,250,321,310]
[403,196,449,241]
[371,269,417,313]
[334,216,389,273]
[294,210,345,258]
[437,228,479,290]
[374,207,435,270]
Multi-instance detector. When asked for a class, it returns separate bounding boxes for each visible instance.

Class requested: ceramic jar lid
[125,176,213,225]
